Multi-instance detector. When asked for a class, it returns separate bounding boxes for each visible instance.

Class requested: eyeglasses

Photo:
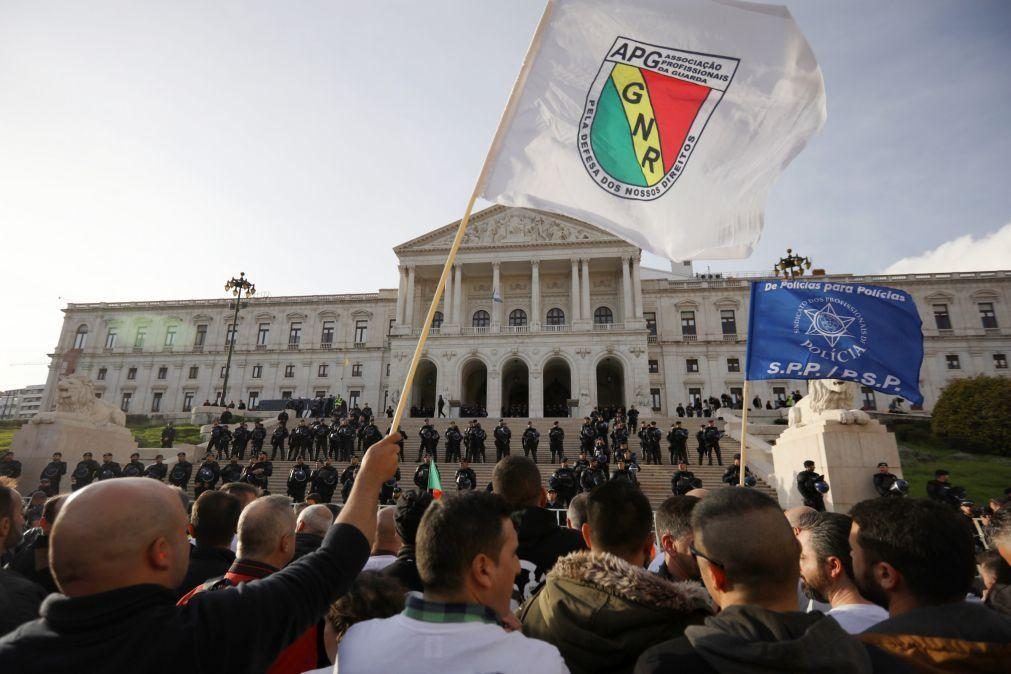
[690,543,724,569]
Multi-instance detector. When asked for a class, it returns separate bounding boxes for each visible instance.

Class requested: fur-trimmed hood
[518,551,713,674]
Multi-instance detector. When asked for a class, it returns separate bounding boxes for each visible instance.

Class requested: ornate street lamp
[220,272,255,406]
[773,248,812,279]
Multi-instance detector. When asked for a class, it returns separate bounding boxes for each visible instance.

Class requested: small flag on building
[428,460,443,499]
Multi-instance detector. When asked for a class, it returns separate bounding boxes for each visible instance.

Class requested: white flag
[480,0,826,260]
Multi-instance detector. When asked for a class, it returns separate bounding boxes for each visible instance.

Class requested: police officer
[207,421,225,457]
[696,425,708,465]
[361,419,383,451]
[610,458,638,488]
[636,422,650,464]
[220,456,244,484]
[455,458,477,492]
[270,423,288,461]
[551,458,578,505]
[648,421,663,466]
[579,417,596,455]
[418,419,439,462]
[168,452,193,490]
[671,462,697,496]
[627,404,640,429]
[96,453,123,481]
[413,456,431,492]
[71,452,100,491]
[722,454,754,486]
[336,418,356,461]
[470,420,487,463]
[232,422,250,461]
[160,422,177,448]
[218,424,233,460]
[193,453,221,498]
[311,458,340,503]
[493,420,512,462]
[611,421,629,456]
[522,422,540,463]
[250,421,267,457]
[445,421,463,463]
[287,459,311,502]
[572,451,590,491]
[313,419,330,462]
[289,420,310,461]
[873,462,902,497]
[580,457,608,492]
[668,422,689,465]
[340,456,361,503]
[39,452,67,494]
[144,454,168,481]
[243,451,272,491]
[122,452,145,478]
[704,419,723,466]
[797,460,826,511]
[548,421,564,463]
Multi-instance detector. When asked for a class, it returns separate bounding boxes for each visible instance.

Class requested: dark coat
[511,507,585,605]
[0,569,46,637]
[176,545,235,599]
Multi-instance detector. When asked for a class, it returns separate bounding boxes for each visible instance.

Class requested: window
[861,387,877,410]
[134,327,147,349]
[644,311,657,336]
[933,304,952,330]
[288,322,302,346]
[349,390,361,408]
[727,357,741,373]
[188,366,199,379]
[508,309,527,326]
[352,363,363,377]
[945,354,961,370]
[720,309,737,335]
[105,328,118,350]
[321,320,335,345]
[157,366,167,380]
[431,312,444,329]
[388,318,395,335]
[680,311,696,336]
[593,306,614,324]
[995,354,1008,369]
[686,358,700,373]
[120,392,132,412]
[281,390,293,400]
[546,308,565,326]
[257,323,270,346]
[648,359,659,374]
[127,367,137,380]
[164,325,177,346]
[97,367,107,381]
[773,386,787,403]
[151,392,163,413]
[225,323,236,346]
[354,320,368,343]
[650,388,662,411]
[194,325,207,348]
[687,387,702,405]
[252,364,263,378]
[219,366,226,379]
[386,363,391,376]
[730,387,743,406]
[73,325,88,349]
[284,365,295,378]
[472,310,490,328]
[182,392,194,412]
[979,302,998,329]
[318,364,329,377]
[247,391,259,409]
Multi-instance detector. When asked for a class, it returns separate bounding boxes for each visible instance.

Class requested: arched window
[594,306,614,324]
[508,309,527,326]
[472,310,490,328]
[546,308,565,326]
[73,325,88,349]
[432,311,444,329]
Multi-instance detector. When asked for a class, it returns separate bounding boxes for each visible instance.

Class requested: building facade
[0,385,45,421]
[40,207,1010,418]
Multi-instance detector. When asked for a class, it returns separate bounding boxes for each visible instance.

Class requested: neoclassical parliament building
[40,207,1010,419]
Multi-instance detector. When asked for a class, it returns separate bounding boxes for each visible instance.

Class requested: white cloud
[883,222,1011,274]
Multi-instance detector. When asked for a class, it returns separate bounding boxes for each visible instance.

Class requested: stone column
[405,265,416,329]
[621,255,633,320]
[453,264,463,325]
[531,260,541,330]
[632,255,643,319]
[570,258,581,322]
[395,266,406,324]
[581,258,591,322]
[444,265,454,324]
[491,261,502,328]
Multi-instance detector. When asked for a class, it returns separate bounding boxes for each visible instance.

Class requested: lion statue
[787,380,871,429]
[32,374,127,427]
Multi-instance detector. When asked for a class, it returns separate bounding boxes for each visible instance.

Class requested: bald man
[0,435,401,673]
[363,506,401,572]
[0,486,46,636]
[293,504,334,561]
[636,489,874,674]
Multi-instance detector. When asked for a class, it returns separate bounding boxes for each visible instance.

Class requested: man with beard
[70,453,100,491]
[220,456,244,485]
[548,421,564,464]
[872,462,901,497]
[231,422,250,461]
[249,421,267,458]
[160,422,176,448]
[0,452,22,480]
[493,420,512,462]
[795,511,886,634]
[522,422,540,463]
[454,458,477,492]
[122,453,145,478]
[243,451,272,491]
[95,453,122,481]
[444,421,463,463]
[143,454,167,482]
[287,459,311,503]
[311,459,340,503]
[0,485,46,635]
[653,495,703,584]
[193,454,221,498]
[39,453,67,494]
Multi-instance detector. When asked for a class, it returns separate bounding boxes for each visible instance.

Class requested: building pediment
[394,206,625,254]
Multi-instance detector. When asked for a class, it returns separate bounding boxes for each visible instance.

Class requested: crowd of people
[1,431,1009,672]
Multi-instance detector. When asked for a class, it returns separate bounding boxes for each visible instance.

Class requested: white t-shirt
[827,603,889,634]
[339,614,569,674]
[361,554,396,572]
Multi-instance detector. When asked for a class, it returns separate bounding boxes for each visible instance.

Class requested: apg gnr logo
[579,37,739,200]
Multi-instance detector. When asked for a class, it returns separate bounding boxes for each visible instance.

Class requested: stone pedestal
[770,419,902,513]
[11,420,139,493]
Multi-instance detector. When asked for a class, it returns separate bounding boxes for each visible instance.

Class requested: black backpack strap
[201,575,235,593]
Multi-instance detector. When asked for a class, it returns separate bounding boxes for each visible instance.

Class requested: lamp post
[773,248,812,279]
[221,272,255,407]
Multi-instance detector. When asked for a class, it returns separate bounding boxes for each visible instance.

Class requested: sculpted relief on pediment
[425,211,612,248]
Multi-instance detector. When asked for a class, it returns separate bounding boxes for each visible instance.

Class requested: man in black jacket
[522,422,540,463]
[143,455,167,482]
[122,453,145,478]
[219,457,243,485]
[454,458,477,492]
[418,419,439,462]
[668,422,689,465]
[193,455,220,499]
[249,422,267,457]
[493,456,585,605]
[39,453,67,495]
[96,453,122,481]
[231,422,250,461]
[872,462,901,497]
[0,485,46,637]
[292,504,333,562]
[0,452,22,480]
[444,422,463,463]
[797,460,826,511]
[160,422,176,449]
[168,453,193,491]
[551,458,578,506]
[548,421,564,463]
[270,423,288,461]
[0,435,398,673]
[176,490,241,598]
[286,459,311,503]
[671,462,698,496]
[493,420,512,462]
[382,488,433,593]
[310,459,339,503]
[242,452,272,491]
[70,453,100,491]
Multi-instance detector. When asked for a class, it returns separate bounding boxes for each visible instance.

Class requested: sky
[1,0,1009,390]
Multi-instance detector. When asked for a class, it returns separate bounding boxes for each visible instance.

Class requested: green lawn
[899,443,1011,503]
[129,423,204,447]
[0,427,15,453]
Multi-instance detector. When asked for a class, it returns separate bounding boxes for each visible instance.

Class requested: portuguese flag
[591,63,710,189]
[428,461,443,500]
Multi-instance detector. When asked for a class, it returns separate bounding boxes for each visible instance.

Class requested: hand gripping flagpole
[389,1,556,436]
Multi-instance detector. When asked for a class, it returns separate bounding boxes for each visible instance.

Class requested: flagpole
[738,379,750,486]
[389,0,556,437]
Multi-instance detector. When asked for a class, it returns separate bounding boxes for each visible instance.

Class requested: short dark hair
[326,571,407,644]
[0,486,17,523]
[977,549,1011,584]
[191,491,242,547]
[416,491,513,593]
[585,481,653,556]
[655,495,700,542]
[395,489,433,545]
[492,456,541,509]
[566,492,589,530]
[850,498,974,605]
[800,511,854,580]
[42,495,65,524]
[220,482,260,501]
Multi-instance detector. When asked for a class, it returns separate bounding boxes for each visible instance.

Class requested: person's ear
[147,536,173,571]
[706,561,729,592]
[471,552,494,590]
[874,561,900,593]
[659,532,676,555]
[580,522,592,550]
[187,523,196,538]
[826,555,845,582]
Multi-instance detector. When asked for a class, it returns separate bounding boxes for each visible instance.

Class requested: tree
[931,376,1011,456]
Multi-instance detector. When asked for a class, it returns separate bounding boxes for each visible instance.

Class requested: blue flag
[745,280,924,405]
